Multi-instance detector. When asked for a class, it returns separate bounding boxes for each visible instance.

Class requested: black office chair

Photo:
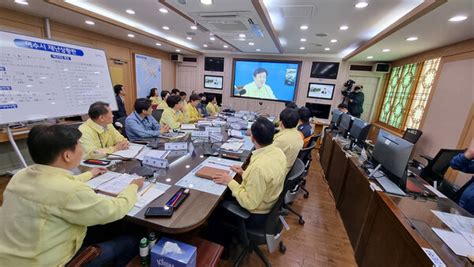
[283,159,307,225]
[419,148,466,185]
[114,116,127,138]
[220,159,305,267]
[152,109,164,122]
[296,134,321,198]
[402,128,423,144]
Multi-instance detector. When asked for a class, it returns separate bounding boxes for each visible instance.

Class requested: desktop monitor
[349,118,371,147]
[372,129,414,189]
[330,109,343,129]
[339,113,353,137]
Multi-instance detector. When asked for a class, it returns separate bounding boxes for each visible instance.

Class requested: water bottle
[139,237,149,266]
[148,232,157,250]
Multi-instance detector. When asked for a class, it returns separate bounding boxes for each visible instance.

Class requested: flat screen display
[204,57,224,72]
[310,62,339,79]
[232,59,301,102]
[307,82,335,100]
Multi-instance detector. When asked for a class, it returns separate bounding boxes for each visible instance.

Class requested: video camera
[343,79,356,92]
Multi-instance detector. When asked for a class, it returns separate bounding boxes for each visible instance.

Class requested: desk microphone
[238,89,247,96]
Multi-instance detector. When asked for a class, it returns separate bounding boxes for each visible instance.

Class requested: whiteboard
[0,31,117,125]
[134,53,162,98]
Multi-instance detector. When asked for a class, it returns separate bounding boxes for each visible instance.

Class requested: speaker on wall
[170,54,183,63]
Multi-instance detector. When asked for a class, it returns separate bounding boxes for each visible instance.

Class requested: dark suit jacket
[113,95,127,119]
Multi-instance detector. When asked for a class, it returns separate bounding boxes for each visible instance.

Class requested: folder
[195,166,229,180]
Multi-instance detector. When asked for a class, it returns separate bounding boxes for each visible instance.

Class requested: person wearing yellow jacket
[79,101,129,159]
[184,93,202,123]
[0,124,144,266]
[160,95,184,129]
[206,94,221,116]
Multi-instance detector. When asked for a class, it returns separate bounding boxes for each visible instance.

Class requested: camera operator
[342,84,364,118]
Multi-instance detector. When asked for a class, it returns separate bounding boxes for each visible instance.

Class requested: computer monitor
[330,109,343,130]
[372,129,414,190]
[339,113,353,138]
[349,118,371,148]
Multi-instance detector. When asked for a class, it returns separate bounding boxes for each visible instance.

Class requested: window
[376,58,441,132]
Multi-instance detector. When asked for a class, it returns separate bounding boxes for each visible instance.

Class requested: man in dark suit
[113,84,127,121]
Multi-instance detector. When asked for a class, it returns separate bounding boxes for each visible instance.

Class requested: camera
[343,79,356,92]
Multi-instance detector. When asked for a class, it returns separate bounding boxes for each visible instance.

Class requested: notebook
[86,172,140,197]
[195,166,229,180]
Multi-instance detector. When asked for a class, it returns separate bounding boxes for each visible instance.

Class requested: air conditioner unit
[192,11,255,36]
[373,63,391,73]
[170,54,183,63]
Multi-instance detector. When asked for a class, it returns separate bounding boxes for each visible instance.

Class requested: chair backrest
[420,148,465,183]
[298,136,318,168]
[115,116,127,138]
[264,159,305,235]
[152,109,164,122]
[403,128,423,144]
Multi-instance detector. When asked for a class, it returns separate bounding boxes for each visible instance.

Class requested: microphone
[239,89,246,96]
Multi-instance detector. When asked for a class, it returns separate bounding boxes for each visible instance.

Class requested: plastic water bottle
[139,237,149,266]
[148,232,157,250]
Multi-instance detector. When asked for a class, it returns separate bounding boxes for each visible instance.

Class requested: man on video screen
[242,68,276,100]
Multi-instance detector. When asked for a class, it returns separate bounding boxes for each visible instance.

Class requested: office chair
[297,134,321,199]
[152,109,164,122]
[66,245,101,267]
[419,148,465,185]
[402,128,423,144]
[283,159,307,225]
[220,159,305,267]
[114,116,127,138]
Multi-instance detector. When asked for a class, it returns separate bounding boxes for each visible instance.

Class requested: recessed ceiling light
[85,20,95,25]
[256,49,261,52]
[324,47,330,51]
[176,49,181,52]
[406,36,418,41]
[330,39,337,43]
[203,44,208,47]
[367,56,373,59]
[126,9,135,15]
[449,15,467,22]
[248,42,254,46]
[300,25,309,30]
[300,38,307,42]
[300,47,305,50]
[355,2,369,8]
[210,37,215,41]
[186,37,192,40]
[155,43,161,46]
[14,0,28,5]
[382,48,390,52]
[200,0,213,5]
[239,34,246,38]
[223,45,228,48]
[339,25,349,30]
[159,8,168,13]
[162,26,170,30]
[127,34,135,38]
[190,25,198,30]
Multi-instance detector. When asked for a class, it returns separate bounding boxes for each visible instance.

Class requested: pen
[166,191,180,206]
[170,189,184,207]
[140,183,153,197]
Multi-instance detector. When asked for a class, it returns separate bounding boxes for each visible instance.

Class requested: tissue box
[151,237,197,267]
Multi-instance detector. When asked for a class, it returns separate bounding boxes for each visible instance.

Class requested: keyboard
[375,176,407,196]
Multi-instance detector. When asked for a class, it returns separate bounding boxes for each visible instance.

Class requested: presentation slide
[0,31,116,125]
[232,59,301,102]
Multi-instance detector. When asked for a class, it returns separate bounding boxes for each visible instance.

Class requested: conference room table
[81,127,253,234]
[319,132,472,267]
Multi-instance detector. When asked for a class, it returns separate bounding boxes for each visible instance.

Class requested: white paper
[97,173,139,196]
[421,248,446,267]
[135,146,152,161]
[432,210,474,246]
[205,126,221,132]
[220,139,244,152]
[228,129,244,139]
[143,150,169,159]
[86,171,122,189]
[109,144,145,159]
[432,228,473,257]
[424,185,447,198]
[175,157,243,195]
[197,120,213,127]
[180,124,197,130]
[135,182,171,208]
[242,136,254,151]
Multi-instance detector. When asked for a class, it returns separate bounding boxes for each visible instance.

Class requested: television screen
[310,62,339,79]
[205,57,224,72]
[305,103,332,119]
[232,59,301,102]
[307,82,335,100]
